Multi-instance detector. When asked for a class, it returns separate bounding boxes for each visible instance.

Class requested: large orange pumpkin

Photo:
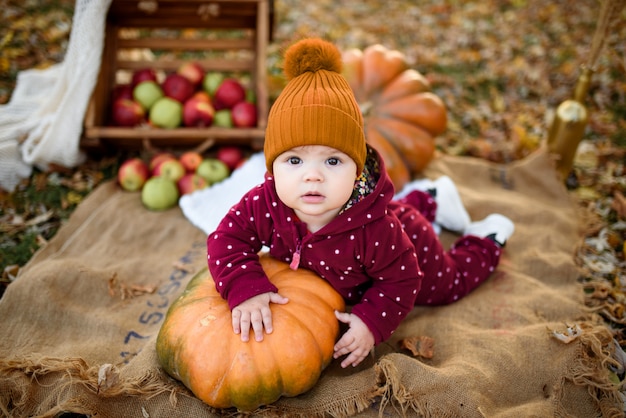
[342,44,447,190]
[156,254,345,411]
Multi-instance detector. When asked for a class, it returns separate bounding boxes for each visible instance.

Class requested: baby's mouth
[301,191,324,203]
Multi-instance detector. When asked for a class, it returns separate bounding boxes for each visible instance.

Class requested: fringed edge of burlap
[249,387,381,418]
[558,321,624,418]
[365,321,626,418]
[0,355,381,418]
[0,355,195,418]
[371,357,461,418]
[373,358,421,418]
[3,323,623,418]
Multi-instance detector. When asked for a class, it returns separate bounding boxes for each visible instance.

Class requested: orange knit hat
[264,38,366,174]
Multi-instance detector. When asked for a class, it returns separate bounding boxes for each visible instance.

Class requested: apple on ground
[117,157,150,191]
[196,158,231,185]
[149,97,183,128]
[149,152,176,173]
[177,62,204,87]
[177,173,209,195]
[131,68,158,87]
[203,71,225,96]
[133,81,164,110]
[234,156,249,170]
[212,109,233,128]
[179,151,204,172]
[162,73,195,104]
[216,146,245,171]
[111,98,145,127]
[141,176,180,211]
[231,101,257,128]
[183,96,215,127]
[152,158,186,182]
[213,78,246,110]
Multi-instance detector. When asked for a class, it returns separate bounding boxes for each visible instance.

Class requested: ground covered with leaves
[1,0,625,368]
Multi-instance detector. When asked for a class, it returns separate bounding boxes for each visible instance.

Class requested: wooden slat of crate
[107,0,261,28]
[82,0,271,152]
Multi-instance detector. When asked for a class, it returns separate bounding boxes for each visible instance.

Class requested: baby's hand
[333,311,375,368]
[232,292,288,342]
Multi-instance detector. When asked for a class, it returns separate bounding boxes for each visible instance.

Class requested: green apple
[149,97,183,128]
[245,88,256,104]
[203,71,225,96]
[213,109,233,128]
[133,81,164,110]
[196,158,230,185]
[141,176,180,211]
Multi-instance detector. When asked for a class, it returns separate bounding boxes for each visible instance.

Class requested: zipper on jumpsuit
[290,241,302,270]
[289,221,309,271]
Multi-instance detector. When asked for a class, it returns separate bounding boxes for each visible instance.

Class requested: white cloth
[179,153,268,235]
[0,0,112,191]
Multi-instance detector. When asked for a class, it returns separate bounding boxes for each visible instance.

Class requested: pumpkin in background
[156,253,345,411]
[342,44,447,191]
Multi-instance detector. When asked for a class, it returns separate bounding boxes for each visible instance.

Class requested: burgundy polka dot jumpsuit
[207,148,502,345]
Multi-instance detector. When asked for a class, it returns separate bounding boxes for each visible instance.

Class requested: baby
[207,38,514,368]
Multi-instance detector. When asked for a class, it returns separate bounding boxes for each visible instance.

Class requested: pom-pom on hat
[264,38,366,175]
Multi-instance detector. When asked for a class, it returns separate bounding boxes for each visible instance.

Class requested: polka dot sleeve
[350,216,423,344]
[207,185,278,310]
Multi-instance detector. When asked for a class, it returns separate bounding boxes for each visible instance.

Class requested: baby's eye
[326,157,340,166]
[287,156,302,165]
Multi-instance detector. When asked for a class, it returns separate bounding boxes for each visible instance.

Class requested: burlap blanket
[0,148,621,417]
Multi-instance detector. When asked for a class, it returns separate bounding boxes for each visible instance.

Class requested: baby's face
[272,145,357,232]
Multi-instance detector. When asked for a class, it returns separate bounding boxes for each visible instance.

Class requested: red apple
[162,73,195,104]
[190,90,212,104]
[213,78,246,110]
[131,68,158,87]
[231,101,257,128]
[177,61,204,87]
[117,157,149,191]
[177,173,209,195]
[112,84,133,102]
[149,152,177,173]
[179,151,204,172]
[235,156,249,170]
[111,98,145,127]
[216,146,245,171]
[183,97,215,127]
[152,158,186,182]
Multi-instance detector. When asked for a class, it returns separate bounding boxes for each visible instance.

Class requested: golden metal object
[547,66,593,180]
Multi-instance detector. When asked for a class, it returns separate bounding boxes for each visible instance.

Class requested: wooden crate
[82,0,272,151]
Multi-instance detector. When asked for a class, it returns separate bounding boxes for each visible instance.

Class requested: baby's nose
[303,167,323,181]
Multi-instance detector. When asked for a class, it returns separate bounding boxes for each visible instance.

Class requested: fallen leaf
[108,273,156,300]
[399,335,435,359]
[612,190,626,220]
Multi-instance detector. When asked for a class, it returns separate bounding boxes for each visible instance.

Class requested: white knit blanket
[0,0,112,191]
